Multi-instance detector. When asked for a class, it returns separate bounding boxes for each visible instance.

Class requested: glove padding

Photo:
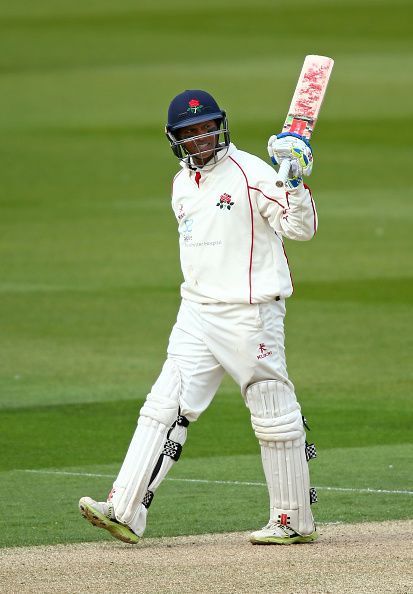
[267,132,313,188]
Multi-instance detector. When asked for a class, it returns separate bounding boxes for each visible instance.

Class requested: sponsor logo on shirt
[180,218,193,242]
[184,240,223,248]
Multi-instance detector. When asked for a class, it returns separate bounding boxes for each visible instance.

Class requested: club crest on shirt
[216,193,234,210]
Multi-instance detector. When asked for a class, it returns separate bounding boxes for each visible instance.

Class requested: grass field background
[0,0,412,547]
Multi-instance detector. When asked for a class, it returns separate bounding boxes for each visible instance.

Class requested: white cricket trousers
[167,298,296,420]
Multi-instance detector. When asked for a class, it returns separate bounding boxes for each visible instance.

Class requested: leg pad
[246,380,316,536]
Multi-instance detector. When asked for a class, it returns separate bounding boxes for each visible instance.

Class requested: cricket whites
[276,54,334,187]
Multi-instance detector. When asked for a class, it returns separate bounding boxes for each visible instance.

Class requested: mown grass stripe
[18,469,413,496]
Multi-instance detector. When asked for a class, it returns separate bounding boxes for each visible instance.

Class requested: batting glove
[268,132,313,188]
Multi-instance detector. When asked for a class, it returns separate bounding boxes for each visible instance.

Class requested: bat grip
[275,159,291,188]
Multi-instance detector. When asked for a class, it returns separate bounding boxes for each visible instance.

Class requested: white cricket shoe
[79,496,139,545]
[250,520,318,545]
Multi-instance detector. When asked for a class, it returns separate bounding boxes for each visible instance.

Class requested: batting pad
[246,380,315,535]
[111,360,182,531]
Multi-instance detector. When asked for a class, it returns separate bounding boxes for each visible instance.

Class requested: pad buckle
[163,439,183,461]
[305,442,317,461]
[142,490,154,509]
[177,414,190,427]
[309,487,318,505]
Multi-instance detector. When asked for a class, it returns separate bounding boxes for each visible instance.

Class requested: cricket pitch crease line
[18,469,413,496]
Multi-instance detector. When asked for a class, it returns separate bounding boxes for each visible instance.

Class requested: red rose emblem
[188,99,200,108]
[216,193,235,210]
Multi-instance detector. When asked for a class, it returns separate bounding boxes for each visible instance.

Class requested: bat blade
[275,54,334,187]
[281,54,334,140]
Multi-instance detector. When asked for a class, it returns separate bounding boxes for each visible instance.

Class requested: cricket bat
[275,54,334,188]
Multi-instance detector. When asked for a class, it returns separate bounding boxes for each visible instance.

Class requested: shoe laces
[101,500,115,519]
[264,520,297,536]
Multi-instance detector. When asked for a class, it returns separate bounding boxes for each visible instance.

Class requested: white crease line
[18,469,413,495]
[312,485,413,495]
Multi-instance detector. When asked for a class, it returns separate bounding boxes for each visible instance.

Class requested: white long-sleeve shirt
[171,143,317,304]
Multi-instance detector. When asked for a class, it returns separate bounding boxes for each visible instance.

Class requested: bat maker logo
[278,513,291,526]
[257,343,273,360]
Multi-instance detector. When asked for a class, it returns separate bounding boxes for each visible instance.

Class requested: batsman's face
[177,120,219,166]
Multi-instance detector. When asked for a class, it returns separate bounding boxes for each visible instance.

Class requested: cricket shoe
[79,496,139,545]
[250,520,318,545]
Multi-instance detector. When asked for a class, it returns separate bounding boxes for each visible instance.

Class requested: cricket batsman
[79,89,319,545]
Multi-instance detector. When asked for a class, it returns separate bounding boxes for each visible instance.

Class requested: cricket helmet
[165,90,230,163]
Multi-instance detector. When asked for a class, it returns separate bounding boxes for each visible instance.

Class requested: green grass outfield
[0,0,412,547]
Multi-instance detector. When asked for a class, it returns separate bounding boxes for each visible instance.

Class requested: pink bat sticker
[283,55,334,138]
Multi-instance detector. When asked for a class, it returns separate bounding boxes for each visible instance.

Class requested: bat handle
[275,159,291,188]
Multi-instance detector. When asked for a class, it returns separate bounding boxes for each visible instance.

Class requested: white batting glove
[267,133,313,188]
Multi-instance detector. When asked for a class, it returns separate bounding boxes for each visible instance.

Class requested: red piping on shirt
[249,186,285,209]
[251,184,293,282]
[229,156,254,304]
[304,183,317,236]
[171,169,184,197]
[279,234,294,292]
